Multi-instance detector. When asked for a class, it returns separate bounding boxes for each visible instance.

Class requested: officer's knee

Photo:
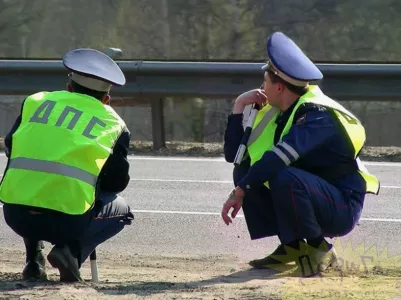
[94,191,133,222]
[269,167,300,190]
[98,191,123,203]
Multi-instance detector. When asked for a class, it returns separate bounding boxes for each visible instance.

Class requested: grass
[274,262,401,300]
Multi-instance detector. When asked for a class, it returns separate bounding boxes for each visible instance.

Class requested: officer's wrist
[234,186,245,198]
[228,188,244,201]
[233,101,245,114]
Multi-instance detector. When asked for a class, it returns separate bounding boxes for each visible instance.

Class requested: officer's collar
[277,98,299,121]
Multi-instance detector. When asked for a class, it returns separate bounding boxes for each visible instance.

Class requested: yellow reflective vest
[246,85,380,195]
[0,91,126,215]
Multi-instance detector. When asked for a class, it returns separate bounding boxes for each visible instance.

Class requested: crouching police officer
[0,48,134,282]
[221,32,380,277]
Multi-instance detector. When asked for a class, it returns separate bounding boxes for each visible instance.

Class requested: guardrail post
[151,98,166,149]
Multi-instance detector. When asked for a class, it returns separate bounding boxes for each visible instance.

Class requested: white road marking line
[0,153,226,162]
[130,210,401,223]
[364,162,401,167]
[0,175,399,188]
[381,185,401,189]
[128,156,226,162]
[359,217,401,223]
[0,152,401,166]
[130,178,233,184]
[130,178,401,189]
[129,157,401,166]
[132,209,224,216]
[0,205,399,223]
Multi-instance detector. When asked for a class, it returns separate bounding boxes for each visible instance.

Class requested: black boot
[47,244,83,282]
[22,239,47,281]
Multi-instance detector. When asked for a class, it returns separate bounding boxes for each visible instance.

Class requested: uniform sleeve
[223,113,244,163]
[98,127,131,193]
[4,99,26,157]
[237,104,338,192]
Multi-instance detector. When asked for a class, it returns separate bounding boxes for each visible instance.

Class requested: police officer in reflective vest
[221,32,380,276]
[0,48,134,282]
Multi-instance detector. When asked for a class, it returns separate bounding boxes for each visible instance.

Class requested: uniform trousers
[3,191,133,266]
[234,164,364,244]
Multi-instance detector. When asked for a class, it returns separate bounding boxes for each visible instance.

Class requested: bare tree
[0,0,50,58]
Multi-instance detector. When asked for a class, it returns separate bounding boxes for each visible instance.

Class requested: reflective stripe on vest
[8,157,97,187]
[246,85,380,195]
[0,90,126,214]
[248,107,279,146]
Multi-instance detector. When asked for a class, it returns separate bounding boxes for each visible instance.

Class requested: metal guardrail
[0,60,400,149]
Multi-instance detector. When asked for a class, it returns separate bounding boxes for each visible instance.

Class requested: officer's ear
[102,94,111,105]
[276,81,284,93]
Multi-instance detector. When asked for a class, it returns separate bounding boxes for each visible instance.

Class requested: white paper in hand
[242,104,252,130]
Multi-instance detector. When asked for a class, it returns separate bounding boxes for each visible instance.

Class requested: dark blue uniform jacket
[224,100,367,203]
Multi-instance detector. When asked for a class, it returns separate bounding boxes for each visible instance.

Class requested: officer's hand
[221,189,244,225]
[234,89,267,113]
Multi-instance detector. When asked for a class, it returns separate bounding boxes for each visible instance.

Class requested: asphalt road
[1,154,401,261]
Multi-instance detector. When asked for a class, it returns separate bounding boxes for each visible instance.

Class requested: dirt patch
[129,141,401,162]
[359,146,401,162]
[1,247,401,300]
[0,247,286,300]
[1,137,401,161]
[128,141,225,158]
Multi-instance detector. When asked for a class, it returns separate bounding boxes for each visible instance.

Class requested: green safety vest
[246,85,380,195]
[0,91,126,215]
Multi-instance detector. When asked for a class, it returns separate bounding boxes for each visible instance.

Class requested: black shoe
[47,245,83,282]
[22,239,47,281]
[22,251,47,281]
[121,210,134,225]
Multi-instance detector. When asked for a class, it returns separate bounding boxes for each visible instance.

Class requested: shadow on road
[95,266,293,296]
[0,266,295,297]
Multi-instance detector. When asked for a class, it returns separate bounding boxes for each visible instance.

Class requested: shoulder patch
[295,113,306,125]
[300,103,327,113]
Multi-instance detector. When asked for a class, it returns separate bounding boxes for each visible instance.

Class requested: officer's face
[263,72,282,107]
